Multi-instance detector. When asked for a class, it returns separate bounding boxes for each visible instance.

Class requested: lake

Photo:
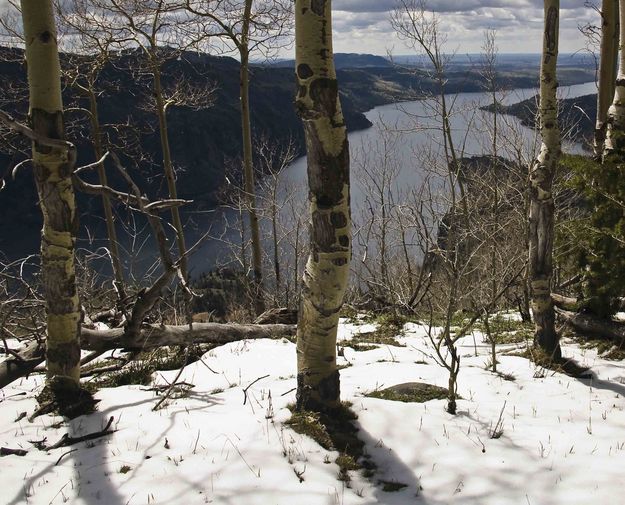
[187,80,596,278]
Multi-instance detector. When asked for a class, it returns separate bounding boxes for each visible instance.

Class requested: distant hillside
[483,93,595,147]
[0,47,596,259]
[271,53,392,69]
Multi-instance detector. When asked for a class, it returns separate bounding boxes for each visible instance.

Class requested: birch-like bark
[153,67,189,282]
[86,88,125,295]
[529,0,561,359]
[239,0,265,314]
[595,0,619,158]
[295,0,351,412]
[604,0,625,159]
[21,0,81,381]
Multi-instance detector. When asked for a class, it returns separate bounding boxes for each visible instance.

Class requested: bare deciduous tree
[20,0,82,383]
[294,0,351,413]
[529,0,561,359]
[186,0,292,314]
[594,0,619,157]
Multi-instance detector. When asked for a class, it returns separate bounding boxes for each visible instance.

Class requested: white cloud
[0,0,597,56]
[331,0,595,55]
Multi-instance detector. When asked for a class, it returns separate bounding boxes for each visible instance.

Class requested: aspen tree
[294,0,351,412]
[529,0,561,359]
[185,0,292,314]
[21,0,81,381]
[595,0,619,158]
[604,0,625,158]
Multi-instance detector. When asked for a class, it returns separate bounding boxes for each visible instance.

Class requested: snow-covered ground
[1,317,625,505]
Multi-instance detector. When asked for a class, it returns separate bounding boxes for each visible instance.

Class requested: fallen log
[552,292,625,312]
[80,322,297,351]
[556,308,625,343]
[0,341,46,389]
[551,293,579,311]
[0,323,296,390]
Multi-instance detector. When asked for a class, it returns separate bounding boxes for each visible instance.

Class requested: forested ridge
[484,92,596,145]
[0,47,594,259]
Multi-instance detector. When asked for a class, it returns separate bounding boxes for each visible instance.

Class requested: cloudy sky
[0,0,595,56]
[331,0,594,55]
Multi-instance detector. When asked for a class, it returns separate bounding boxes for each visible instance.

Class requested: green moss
[475,315,534,345]
[603,347,625,360]
[37,376,98,419]
[286,402,377,486]
[138,345,212,371]
[119,465,131,474]
[336,454,360,471]
[510,346,592,378]
[87,345,216,392]
[90,360,155,389]
[343,313,408,350]
[285,410,333,449]
[346,343,378,352]
[339,304,359,322]
[366,382,449,403]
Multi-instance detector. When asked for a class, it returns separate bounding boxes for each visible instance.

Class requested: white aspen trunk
[529,0,561,359]
[240,37,265,315]
[595,0,619,157]
[294,0,351,412]
[87,88,125,295]
[153,66,189,281]
[21,0,81,381]
[604,0,625,159]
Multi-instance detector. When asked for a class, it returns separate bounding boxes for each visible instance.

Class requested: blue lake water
[186,81,596,276]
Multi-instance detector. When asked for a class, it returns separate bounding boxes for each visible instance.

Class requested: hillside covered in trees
[0,47,595,259]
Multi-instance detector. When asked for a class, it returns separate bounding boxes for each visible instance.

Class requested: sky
[0,0,596,57]
[332,0,594,56]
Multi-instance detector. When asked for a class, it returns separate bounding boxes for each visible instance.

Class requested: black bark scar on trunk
[297,64,314,79]
[47,341,81,371]
[545,7,558,52]
[306,124,349,206]
[309,78,339,122]
[296,369,340,412]
[311,0,325,16]
[40,31,53,43]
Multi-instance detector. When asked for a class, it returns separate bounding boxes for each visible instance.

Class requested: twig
[143,382,195,393]
[45,416,115,450]
[79,350,106,366]
[28,401,55,422]
[0,447,27,456]
[490,401,506,439]
[243,374,270,405]
[73,152,110,175]
[55,448,77,465]
[152,348,189,411]
[454,261,528,341]
[11,158,31,179]
[0,391,26,403]
[80,362,127,377]
[0,109,71,151]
